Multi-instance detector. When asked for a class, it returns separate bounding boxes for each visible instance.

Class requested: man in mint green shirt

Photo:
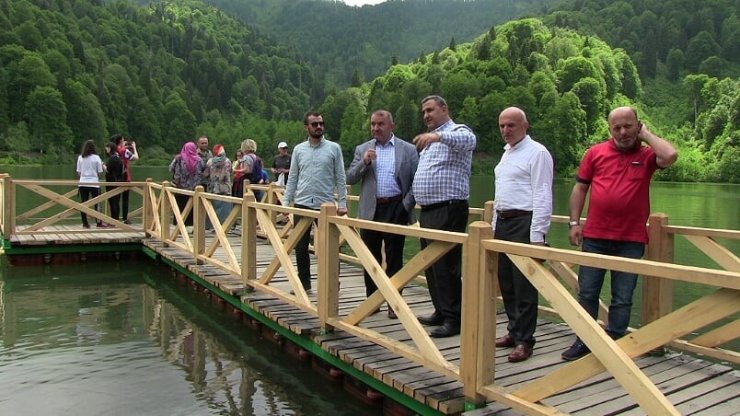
[283,111,347,291]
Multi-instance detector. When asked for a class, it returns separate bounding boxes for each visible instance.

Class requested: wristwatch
[568,220,580,228]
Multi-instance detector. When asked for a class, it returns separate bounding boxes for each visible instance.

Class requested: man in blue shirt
[346,110,418,318]
[412,95,476,337]
[283,112,348,292]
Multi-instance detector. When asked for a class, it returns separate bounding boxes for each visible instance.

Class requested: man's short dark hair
[303,111,322,125]
[111,134,124,145]
[421,95,447,108]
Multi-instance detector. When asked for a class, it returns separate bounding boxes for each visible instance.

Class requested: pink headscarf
[179,142,200,174]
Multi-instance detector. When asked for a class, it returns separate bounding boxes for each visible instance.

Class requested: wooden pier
[1,174,738,415]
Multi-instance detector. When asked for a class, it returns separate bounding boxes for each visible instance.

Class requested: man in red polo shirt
[562,106,678,361]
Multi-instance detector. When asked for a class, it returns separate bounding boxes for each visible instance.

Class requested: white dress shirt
[493,135,553,242]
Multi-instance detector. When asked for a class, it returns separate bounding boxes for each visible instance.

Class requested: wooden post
[267,183,277,224]
[193,186,205,263]
[318,203,340,332]
[483,200,495,225]
[143,179,152,232]
[461,221,496,407]
[643,213,674,324]
[1,175,13,238]
[241,193,257,287]
[160,181,171,245]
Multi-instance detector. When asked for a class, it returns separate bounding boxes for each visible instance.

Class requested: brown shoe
[495,334,515,348]
[508,344,533,362]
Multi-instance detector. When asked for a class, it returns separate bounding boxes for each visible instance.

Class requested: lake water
[0,165,738,412]
[0,258,381,416]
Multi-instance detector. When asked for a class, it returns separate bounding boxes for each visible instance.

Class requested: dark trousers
[418,200,468,324]
[79,186,100,227]
[294,204,317,290]
[174,193,193,226]
[361,200,409,297]
[107,186,120,221]
[495,214,538,347]
[121,188,130,222]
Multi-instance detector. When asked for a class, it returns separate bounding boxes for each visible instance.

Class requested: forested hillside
[0,0,317,163]
[541,0,739,81]
[0,0,736,181]
[186,0,547,89]
[321,17,738,181]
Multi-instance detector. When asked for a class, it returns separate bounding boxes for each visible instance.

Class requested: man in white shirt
[492,107,553,362]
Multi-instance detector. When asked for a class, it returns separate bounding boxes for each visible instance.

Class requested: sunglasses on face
[309,121,325,127]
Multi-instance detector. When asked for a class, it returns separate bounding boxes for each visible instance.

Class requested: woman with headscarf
[169,142,204,226]
[202,144,233,229]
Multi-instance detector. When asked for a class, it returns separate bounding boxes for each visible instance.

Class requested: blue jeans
[577,238,645,338]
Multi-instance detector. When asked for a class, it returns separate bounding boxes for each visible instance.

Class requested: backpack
[247,153,263,184]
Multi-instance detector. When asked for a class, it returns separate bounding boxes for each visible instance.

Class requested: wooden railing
[461,221,739,415]
[0,175,149,236]
[1,174,737,415]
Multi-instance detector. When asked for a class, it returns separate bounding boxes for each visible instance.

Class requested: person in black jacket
[104,142,125,224]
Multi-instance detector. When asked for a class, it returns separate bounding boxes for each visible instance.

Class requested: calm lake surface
[0,165,737,413]
[0,259,381,416]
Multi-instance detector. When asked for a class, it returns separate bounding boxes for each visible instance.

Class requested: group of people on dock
[75,134,138,228]
[78,92,678,364]
[279,95,678,364]
[166,136,291,228]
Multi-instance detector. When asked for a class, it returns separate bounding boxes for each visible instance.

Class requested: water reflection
[0,260,379,416]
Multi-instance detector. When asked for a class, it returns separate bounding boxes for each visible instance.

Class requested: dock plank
[7,225,737,416]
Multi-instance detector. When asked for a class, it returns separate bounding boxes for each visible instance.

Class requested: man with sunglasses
[282,112,348,292]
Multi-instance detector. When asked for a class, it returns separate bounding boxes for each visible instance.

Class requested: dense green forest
[0,0,737,182]
[183,0,547,88]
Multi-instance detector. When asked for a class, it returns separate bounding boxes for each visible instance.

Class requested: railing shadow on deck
[1,174,738,415]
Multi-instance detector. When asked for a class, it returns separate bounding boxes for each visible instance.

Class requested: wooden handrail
[1,175,738,415]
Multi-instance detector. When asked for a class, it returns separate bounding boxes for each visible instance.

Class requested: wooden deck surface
[6,226,738,415]
[9,224,145,245]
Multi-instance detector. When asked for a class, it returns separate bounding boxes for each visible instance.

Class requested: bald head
[608,106,638,125]
[498,107,529,146]
[608,106,642,152]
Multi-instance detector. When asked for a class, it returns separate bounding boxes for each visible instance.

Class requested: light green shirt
[283,137,347,209]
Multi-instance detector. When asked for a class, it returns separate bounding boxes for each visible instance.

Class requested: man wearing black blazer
[346,110,419,318]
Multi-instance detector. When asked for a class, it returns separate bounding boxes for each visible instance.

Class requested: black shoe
[430,321,460,338]
[562,339,590,361]
[417,312,444,326]
[387,307,397,319]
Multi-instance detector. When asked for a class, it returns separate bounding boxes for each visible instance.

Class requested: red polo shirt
[577,139,658,244]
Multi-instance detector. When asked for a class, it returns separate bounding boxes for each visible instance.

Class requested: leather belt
[497,209,532,219]
[377,195,402,204]
[420,199,466,211]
